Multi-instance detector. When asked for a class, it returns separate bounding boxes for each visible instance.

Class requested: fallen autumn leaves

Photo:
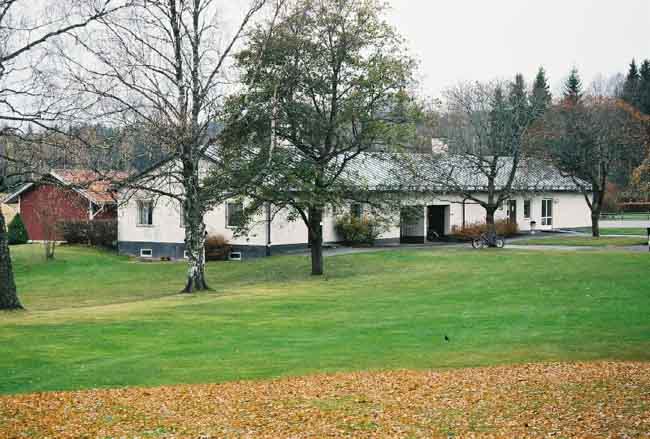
[1,362,649,438]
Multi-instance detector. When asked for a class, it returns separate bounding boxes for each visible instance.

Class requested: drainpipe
[266,202,272,257]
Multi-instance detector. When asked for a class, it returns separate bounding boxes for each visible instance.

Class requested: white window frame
[137,200,154,227]
[140,248,153,258]
[541,198,553,226]
[226,201,244,229]
[523,199,531,219]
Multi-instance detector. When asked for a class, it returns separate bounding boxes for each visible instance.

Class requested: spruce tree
[531,67,552,115]
[563,67,583,105]
[638,59,650,115]
[509,73,531,127]
[622,59,641,108]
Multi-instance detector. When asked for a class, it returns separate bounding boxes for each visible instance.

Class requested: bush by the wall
[205,234,232,261]
[451,220,519,239]
[7,214,29,245]
[61,221,89,244]
[335,214,382,246]
[61,220,117,249]
[89,220,117,249]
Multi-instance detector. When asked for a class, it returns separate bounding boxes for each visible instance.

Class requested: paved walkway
[292,235,650,258]
[600,220,650,229]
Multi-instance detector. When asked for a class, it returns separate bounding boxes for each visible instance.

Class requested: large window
[524,200,531,219]
[137,200,154,226]
[541,199,553,226]
[226,201,244,228]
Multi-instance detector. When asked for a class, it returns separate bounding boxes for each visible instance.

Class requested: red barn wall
[19,184,115,241]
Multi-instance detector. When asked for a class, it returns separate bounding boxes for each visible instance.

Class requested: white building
[117,154,592,259]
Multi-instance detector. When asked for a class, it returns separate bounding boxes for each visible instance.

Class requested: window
[524,200,531,219]
[140,249,153,258]
[179,202,186,228]
[226,201,244,228]
[541,199,553,226]
[137,200,154,226]
[351,203,363,219]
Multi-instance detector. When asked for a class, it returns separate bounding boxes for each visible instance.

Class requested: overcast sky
[387,0,650,98]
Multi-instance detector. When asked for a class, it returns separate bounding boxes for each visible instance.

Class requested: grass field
[1,244,650,395]
[513,235,647,247]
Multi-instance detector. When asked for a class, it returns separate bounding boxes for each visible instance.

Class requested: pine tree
[530,67,552,115]
[622,59,641,108]
[563,67,583,105]
[638,59,650,115]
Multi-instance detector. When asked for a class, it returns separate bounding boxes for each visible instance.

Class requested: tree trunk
[485,207,498,247]
[591,212,601,238]
[181,157,209,294]
[308,205,324,276]
[0,213,23,311]
[183,222,208,293]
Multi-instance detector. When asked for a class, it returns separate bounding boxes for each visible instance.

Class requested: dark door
[507,200,517,224]
[427,205,446,239]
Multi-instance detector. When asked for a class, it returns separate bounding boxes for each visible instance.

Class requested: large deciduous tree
[1,0,128,311]
[65,0,282,292]
[222,0,417,276]
[533,95,647,237]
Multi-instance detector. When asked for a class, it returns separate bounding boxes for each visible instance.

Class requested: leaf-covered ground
[1,362,649,438]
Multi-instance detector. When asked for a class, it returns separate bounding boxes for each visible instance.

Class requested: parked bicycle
[471,233,506,249]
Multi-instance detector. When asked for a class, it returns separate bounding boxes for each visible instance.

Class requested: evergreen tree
[563,67,583,105]
[7,214,28,245]
[509,73,531,128]
[622,59,641,108]
[530,67,552,115]
[638,59,650,115]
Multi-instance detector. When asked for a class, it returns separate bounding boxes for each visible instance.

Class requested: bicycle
[471,233,506,249]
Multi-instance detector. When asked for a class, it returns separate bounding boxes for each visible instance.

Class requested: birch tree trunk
[0,213,23,310]
[182,155,209,293]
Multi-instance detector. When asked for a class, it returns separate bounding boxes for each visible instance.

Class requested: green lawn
[1,244,649,395]
[513,236,647,247]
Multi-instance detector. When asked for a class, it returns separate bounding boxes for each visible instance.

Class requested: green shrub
[335,214,382,246]
[7,213,29,245]
[451,219,519,239]
[61,220,117,249]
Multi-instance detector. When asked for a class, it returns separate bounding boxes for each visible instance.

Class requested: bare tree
[62,0,284,292]
[1,0,130,311]
[419,77,536,244]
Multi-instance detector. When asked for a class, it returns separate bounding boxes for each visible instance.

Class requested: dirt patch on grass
[1,362,649,438]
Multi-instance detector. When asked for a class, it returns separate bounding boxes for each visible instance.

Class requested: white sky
[387,0,650,98]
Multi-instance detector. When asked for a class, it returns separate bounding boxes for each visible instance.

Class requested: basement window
[140,249,153,258]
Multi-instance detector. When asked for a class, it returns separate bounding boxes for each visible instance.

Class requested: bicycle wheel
[495,237,506,248]
[471,238,484,249]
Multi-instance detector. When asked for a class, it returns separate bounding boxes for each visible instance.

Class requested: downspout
[265,203,272,257]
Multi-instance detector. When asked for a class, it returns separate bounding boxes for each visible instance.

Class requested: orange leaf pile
[1,362,649,438]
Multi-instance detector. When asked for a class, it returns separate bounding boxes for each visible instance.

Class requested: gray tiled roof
[343,153,586,193]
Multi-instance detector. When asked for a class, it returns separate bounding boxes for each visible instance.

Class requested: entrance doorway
[427,205,447,240]
[507,200,517,225]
